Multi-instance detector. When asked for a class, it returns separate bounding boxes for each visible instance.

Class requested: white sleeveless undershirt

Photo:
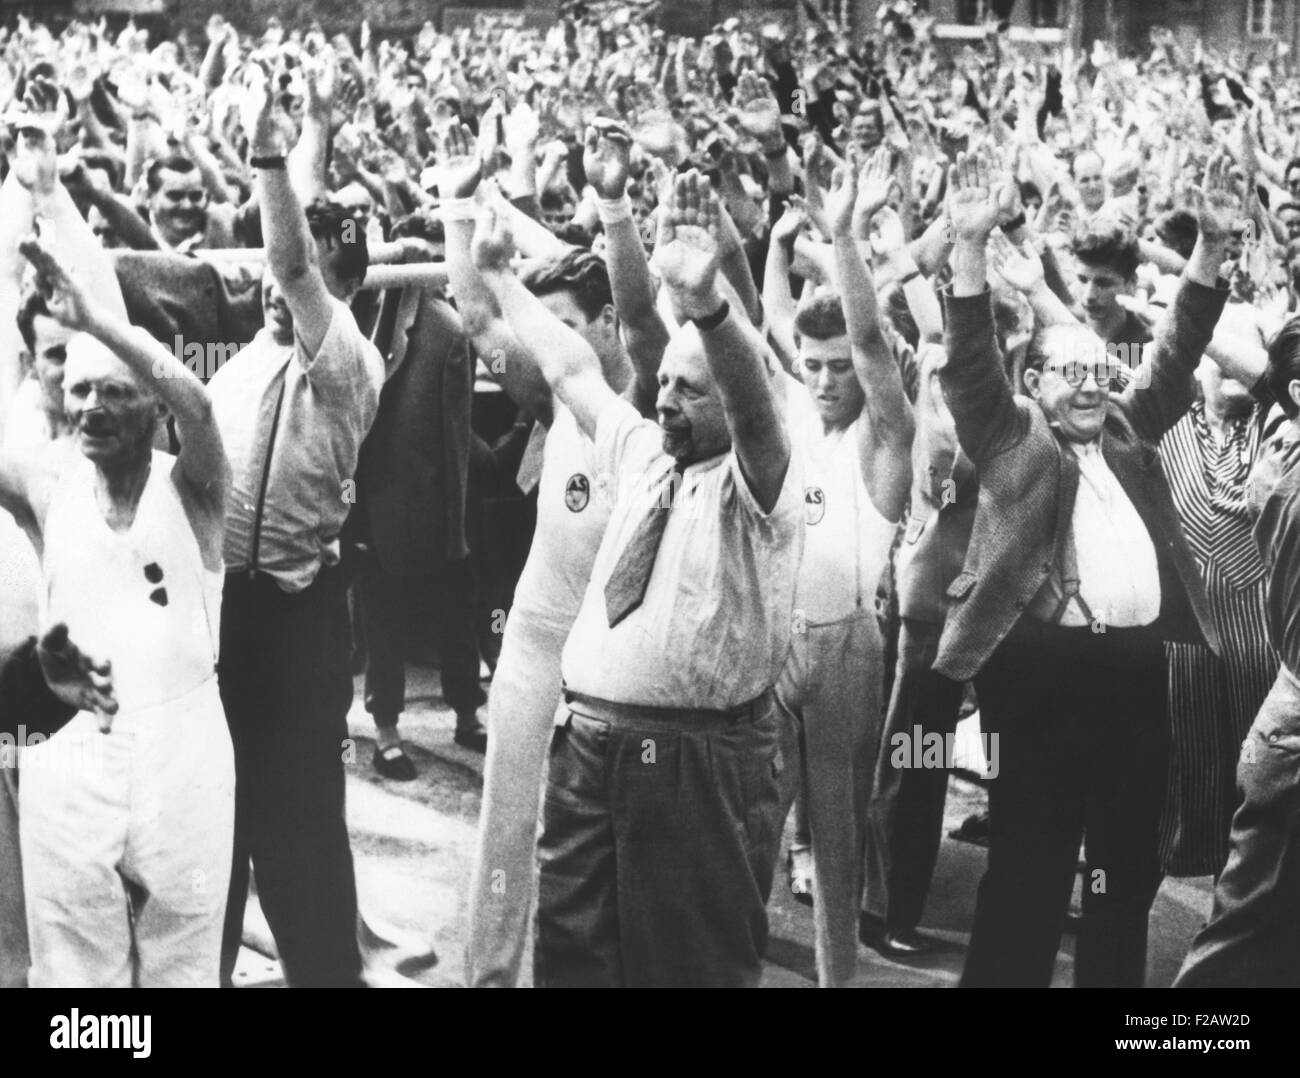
[793,412,899,625]
[41,450,222,712]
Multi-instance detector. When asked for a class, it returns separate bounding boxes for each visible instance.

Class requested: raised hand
[302,47,337,117]
[823,153,861,239]
[504,99,541,161]
[470,197,517,275]
[869,205,908,257]
[771,198,809,247]
[987,230,1046,294]
[437,122,483,199]
[652,170,724,316]
[854,145,895,232]
[19,235,99,334]
[66,61,99,106]
[8,76,68,195]
[36,623,118,732]
[946,148,1015,246]
[239,63,279,155]
[732,69,784,150]
[583,120,632,200]
[1193,151,1246,245]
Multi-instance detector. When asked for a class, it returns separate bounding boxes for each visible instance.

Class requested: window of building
[1030,0,1061,26]
[956,0,986,26]
[1250,0,1283,37]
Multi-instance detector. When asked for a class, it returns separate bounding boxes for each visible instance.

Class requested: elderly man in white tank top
[767,157,914,986]
[0,237,232,987]
[0,88,146,988]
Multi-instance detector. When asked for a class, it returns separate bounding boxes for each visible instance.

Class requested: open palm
[653,172,722,306]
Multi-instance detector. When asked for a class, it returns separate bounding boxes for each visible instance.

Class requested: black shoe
[949,810,990,847]
[374,744,418,781]
[454,721,488,753]
[859,915,937,958]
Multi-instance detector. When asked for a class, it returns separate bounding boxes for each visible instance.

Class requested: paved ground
[232,663,1216,988]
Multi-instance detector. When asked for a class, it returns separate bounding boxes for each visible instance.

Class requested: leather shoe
[373,744,417,781]
[454,716,488,753]
[859,915,937,958]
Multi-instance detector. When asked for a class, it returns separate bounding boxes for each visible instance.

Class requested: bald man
[0,238,232,987]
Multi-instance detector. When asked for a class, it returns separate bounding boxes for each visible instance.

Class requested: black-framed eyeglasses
[1040,360,1125,390]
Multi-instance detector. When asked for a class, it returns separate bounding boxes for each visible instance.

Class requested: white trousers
[20,678,234,988]
[465,612,568,987]
[773,611,886,987]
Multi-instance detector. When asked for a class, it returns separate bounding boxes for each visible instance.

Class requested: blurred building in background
[0,1,1296,65]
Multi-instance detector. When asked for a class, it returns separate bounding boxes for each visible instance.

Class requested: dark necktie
[604,460,686,628]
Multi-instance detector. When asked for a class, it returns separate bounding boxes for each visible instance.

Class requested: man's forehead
[158,169,201,192]
[1042,326,1108,364]
[65,334,144,388]
[661,326,710,377]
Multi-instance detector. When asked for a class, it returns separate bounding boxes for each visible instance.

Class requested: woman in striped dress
[1158,343,1282,877]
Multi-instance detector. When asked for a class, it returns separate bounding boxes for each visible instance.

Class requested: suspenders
[248,365,290,580]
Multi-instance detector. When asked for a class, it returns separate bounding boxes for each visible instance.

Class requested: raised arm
[825,149,913,521]
[1118,151,1238,442]
[471,201,615,441]
[940,149,1028,464]
[653,171,789,513]
[440,124,553,427]
[584,121,667,413]
[987,230,1077,327]
[20,238,229,513]
[287,49,336,205]
[241,66,334,360]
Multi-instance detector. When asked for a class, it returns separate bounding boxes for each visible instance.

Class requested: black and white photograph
[0,0,1292,1048]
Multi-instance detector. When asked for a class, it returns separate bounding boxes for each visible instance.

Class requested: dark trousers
[863,617,965,933]
[535,695,782,988]
[962,618,1168,988]
[1175,664,1300,987]
[218,566,363,988]
[356,551,486,723]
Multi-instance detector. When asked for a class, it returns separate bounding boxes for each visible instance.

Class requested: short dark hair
[551,222,594,249]
[309,199,370,287]
[391,210,445,246]
[145,154,199,194]
[1267,316,1300,417]
[519,249,612,322]
[792,294,847,344]
[16,286,50,355]
[1073,222,1140,279]
[1154,208,1198,259]
[883,285,918,349]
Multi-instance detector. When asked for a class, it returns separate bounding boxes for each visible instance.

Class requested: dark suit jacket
[0,639,73,741]
[936,276,1229,682]
[897,426,978,626]
[346,287,473,576]
[111,250,264,365]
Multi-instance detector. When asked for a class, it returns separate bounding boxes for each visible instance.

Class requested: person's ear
[601,303,617,331]
[1288,378,1300,415]
[1023,367,1043,399]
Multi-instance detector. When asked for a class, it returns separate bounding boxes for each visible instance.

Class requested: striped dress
[1158,401,1281,877]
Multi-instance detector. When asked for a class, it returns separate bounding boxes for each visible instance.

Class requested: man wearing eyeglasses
[937,150,1240,987]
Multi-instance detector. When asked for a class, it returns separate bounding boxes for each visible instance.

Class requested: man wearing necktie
[471,172,805,987]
